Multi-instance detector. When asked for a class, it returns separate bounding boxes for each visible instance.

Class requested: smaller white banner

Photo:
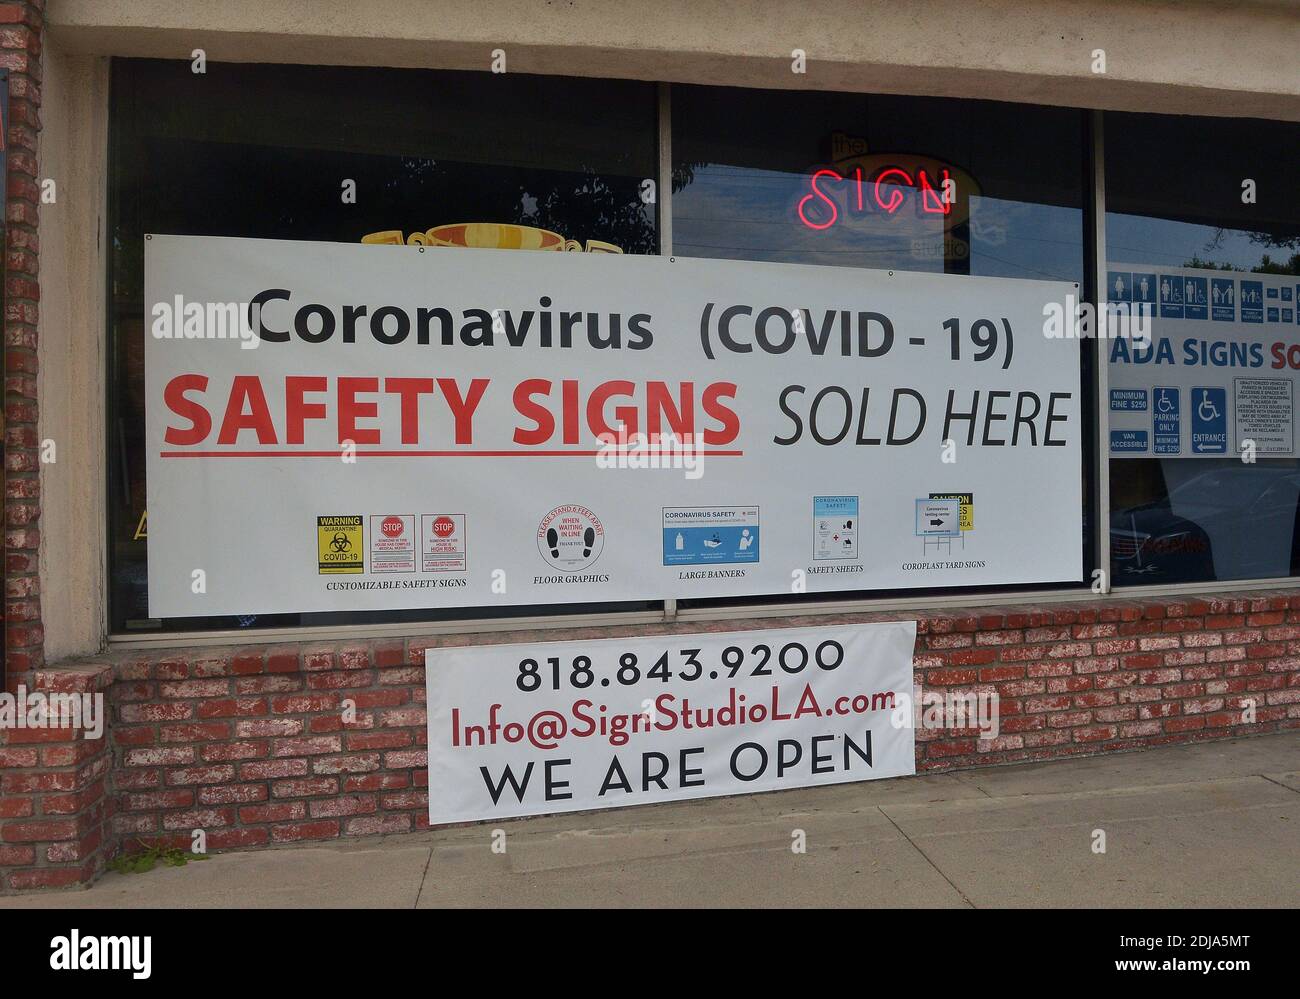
[425,621,918,824]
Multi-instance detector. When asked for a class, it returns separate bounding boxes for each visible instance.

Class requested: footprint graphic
[547,527,560,559]
[582,526,595,558]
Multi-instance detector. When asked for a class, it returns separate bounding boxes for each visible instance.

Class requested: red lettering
[163,373,211,446]
[873,167,911,213]
[918,168,952,215]
[587,380,638,439]
[647,381,693,440]
[797,169,841,231]
[701,382,740,445]
[385,377,435,444]
[217,375,277,445]
[562,379,581,445]
[436,377,489,446]
[337,376,380,445]
[513,378,554,445]
[284,375,328,444]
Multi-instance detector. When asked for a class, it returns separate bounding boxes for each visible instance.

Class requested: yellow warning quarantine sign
[317,515,364,573]
[929,493,974,532]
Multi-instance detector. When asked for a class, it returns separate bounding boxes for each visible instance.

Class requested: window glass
[671,85,1085,282]
[671,85,1091,607]
[108,59,659,633]
[1105,113,1300,586]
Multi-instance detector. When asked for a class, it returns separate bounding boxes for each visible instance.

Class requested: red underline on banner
[159,449,745,458]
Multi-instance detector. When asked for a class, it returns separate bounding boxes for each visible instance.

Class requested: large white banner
[145,235,1082,617]
[424,622,917,823]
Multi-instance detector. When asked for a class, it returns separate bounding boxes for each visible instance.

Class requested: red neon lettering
[918,168,952,215]
[873,168,912,213]
[797,169,842,230]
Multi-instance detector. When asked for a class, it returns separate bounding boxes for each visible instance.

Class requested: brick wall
[2,589,1298,892]
[0,662,111,889]
[2,0,44,673]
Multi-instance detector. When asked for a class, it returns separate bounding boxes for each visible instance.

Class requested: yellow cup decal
[362,222,624,254]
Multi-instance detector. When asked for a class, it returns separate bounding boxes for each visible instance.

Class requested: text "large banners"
[424,622,918,823]
[145,235,1083,617]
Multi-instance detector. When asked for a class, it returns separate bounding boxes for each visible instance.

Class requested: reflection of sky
[673,164,1082,283]
[1107,213,1294,272]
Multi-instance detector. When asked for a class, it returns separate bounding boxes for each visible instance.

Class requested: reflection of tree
[517,168,655,254]
[1252,252,1300,275]
[672,161,708,194]
[1203,227,1300,275]
[1183,255,1241,272]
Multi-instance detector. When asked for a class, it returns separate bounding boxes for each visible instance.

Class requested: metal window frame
[103,86,1292,652]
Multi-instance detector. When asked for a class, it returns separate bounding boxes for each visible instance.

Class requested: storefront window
[107,59,659,632]
[671,85,1091,607]
[110,67,1107,635]
[671,86,1085,282]
[1105,113,1300,585]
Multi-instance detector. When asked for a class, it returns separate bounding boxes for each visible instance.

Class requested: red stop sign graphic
[381,516,404,539]
[432,516,456,539]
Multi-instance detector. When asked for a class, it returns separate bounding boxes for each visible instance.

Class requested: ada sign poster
[1108,263,1300,459]
[145,234,1082,617]
[424,621,917,823]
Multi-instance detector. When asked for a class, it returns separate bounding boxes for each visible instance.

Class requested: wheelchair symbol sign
[1152,387,1180,454]
[1190,387,1226,454]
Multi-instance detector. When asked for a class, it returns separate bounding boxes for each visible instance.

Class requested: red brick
[308,794,377,818]
[271,777,339,798]
[198,783,268,805]
[344,815,412,836]
[2,819,77,842]
[206,827,271,849]
[345,730,412,751]
[240,759,308,780]
[271,820,340,843]
[240,802,306,823]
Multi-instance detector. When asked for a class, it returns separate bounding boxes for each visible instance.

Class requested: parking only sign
[1152,386,1180,455]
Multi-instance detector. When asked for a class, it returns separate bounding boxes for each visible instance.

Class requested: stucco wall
[45,0,1300,120]
[36,49,108,661]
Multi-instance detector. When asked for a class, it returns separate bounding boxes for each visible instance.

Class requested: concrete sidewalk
[3,733,1298,908]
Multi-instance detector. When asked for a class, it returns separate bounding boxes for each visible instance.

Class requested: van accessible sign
[425,621,917,823]
[144,235,1082,617]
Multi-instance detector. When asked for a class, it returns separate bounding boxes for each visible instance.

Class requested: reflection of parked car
[1111,466,1300,584]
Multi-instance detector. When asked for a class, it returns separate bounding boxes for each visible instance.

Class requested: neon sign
[795,133,979,234]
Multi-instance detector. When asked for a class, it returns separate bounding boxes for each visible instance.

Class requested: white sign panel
[1108,263,1300,459]
[424,622,918,823]
[145,234,1082,617]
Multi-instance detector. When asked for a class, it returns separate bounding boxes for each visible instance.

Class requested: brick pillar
[1,663,112,891]
[2,0,44,675]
